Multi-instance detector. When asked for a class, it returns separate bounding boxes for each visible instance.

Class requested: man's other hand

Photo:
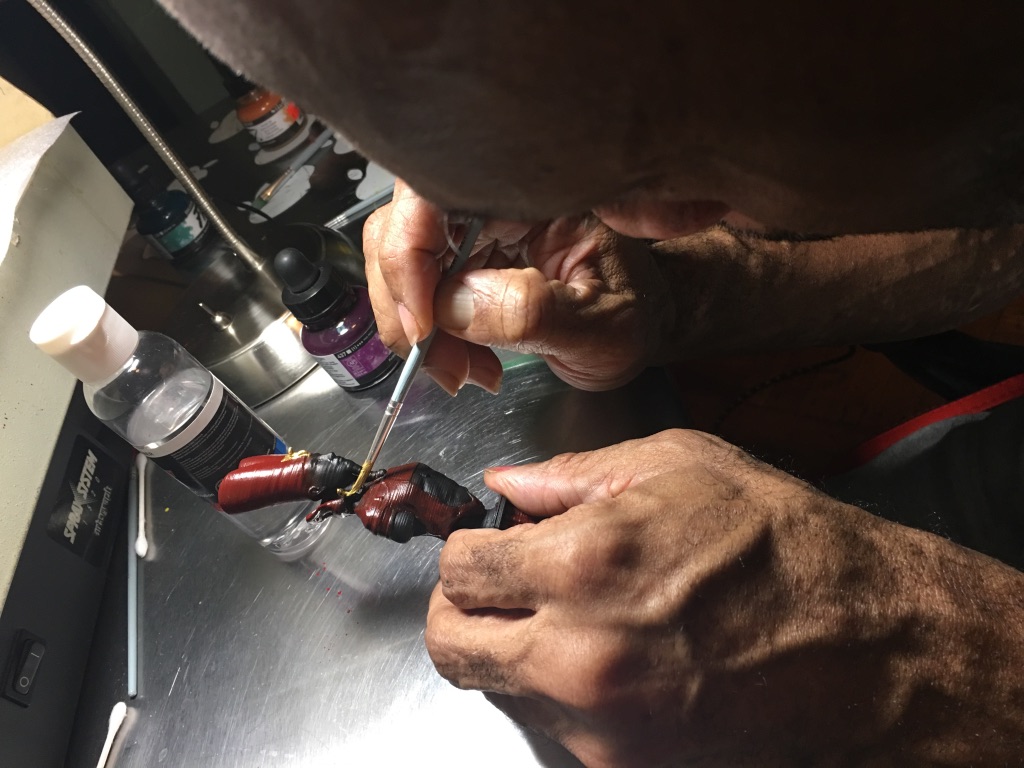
[426,430,1024,766]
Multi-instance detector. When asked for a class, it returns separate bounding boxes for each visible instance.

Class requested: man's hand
[363,181,670,394]
[426,431,1024,767]
[365,183,1024,390]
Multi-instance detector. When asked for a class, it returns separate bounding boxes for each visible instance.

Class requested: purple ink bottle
[274,247,400,391]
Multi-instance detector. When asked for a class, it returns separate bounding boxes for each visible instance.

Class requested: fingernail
[422,366,461,396]
[397,303,423,344]
[438,284,475,331]
[466,366,502,395]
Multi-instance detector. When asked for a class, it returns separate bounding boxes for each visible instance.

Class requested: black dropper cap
[208,55,258,99]
[274,248,354,328]
[222,71,258,100]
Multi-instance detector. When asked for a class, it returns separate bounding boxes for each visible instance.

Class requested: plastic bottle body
[300,286,400,391]
[83,331,328,558]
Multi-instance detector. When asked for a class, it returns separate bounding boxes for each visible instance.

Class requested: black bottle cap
[223,72,258,100]
[209,55,258,99]
[274,247,352,327]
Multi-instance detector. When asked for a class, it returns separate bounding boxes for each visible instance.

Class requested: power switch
[14,641,45,694]
[3,630,46,707]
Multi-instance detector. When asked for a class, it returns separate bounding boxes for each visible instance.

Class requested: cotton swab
[134,453,149,558]
[95,701,127,768]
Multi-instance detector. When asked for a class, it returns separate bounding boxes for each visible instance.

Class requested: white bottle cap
[29,285,140,385]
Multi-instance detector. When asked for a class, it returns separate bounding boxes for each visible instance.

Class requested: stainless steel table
[68,357,686,767]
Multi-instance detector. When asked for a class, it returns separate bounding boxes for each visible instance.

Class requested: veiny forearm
[677,491,1024,764]
[879,524,1024,763]
[650,225,1024,359]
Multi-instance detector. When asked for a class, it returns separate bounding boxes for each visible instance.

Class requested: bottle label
[46,434,126,567]
[143,380,286,499]
[315,353,359,388]
[243,101,303,144]
[155,201,208,254]
[313,326,396,390]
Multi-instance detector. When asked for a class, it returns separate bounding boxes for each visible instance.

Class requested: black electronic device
[0,385,130,766]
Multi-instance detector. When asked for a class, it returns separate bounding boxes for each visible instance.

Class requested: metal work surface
[70,357,686,767]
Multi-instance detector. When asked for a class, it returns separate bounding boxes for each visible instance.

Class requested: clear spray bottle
[30,285,327,559]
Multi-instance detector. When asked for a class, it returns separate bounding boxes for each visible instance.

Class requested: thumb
[483,443,650,517]
[483,459,589,518]
[434,267,598,355]
[484,431,702,516]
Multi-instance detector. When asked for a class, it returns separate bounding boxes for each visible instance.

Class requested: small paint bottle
[225,73,306,150]
[136,189,211,260]
[115,163,218,277]
[274,248,400,391]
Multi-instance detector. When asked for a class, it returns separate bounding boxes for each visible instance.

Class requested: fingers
[438,527,544,609]
[426,582,540,696]
[400,258,580,396]
[484,428,770,516]
[482,433,686,515]
[438,510,639,613]
[429,578,645,728]
[366,201,662,394]
[364,182,503,395]
[433,260,651,392]
[419,331,503,396]
[365,180,448,344]
[465,343,503,394]
[365,192,657,395]
[457,432,794,620]
[483,456,598,517]
[418,331,470,396]
[429,579,626,717]
[434,266,592,353]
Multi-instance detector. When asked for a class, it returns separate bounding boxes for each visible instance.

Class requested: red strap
[852,372,1024,466]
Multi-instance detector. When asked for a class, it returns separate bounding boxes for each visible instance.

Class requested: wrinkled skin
[161,1,1024,234]
[364,182,1024,394]
[363,180,669,393]
[429,432,1024,766]
[156,1,1024,764]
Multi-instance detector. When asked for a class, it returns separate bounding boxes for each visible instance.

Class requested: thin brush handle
[348,217,484,494]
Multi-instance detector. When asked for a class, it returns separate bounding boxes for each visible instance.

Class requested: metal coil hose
[27,0,277,283]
